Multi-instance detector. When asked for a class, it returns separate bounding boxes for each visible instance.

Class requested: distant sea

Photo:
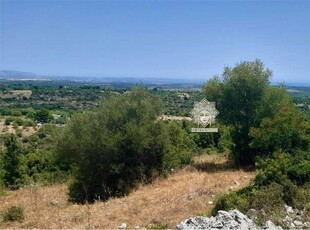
[272,82,310,87]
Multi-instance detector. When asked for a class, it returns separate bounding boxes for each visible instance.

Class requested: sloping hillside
[0,154,255,229]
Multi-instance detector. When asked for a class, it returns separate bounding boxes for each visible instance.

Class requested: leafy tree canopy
[57,88,172,203]
[204,60,302,165]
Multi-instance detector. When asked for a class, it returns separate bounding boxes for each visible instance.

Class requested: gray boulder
[176,209,282,230]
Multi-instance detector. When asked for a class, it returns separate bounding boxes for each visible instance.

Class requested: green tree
[204,60,279,165]
[57,88,168,203]
[250,107,310,154]
[34,109,51,123]
[3,135,25,189]
[163,121,196,170]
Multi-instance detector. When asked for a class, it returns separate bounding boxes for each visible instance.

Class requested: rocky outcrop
[281,204,310,229]
[176,209,282,229]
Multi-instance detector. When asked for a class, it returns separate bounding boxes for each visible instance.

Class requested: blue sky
[0,1,310,83]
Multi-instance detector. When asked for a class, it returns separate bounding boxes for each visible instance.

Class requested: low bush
[292,187,310,210]
[2,206,24,222]
[4,118,12,126]
[287,161,310,186]
[254,152,292,187]
[251,183,284,212]
[211,188,251,216]
[211,151,310,227]
[163,121,195,171]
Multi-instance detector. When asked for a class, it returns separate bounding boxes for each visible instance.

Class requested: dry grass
[0,90,32,99]
[0,154,255,229]
[0,120,37,136]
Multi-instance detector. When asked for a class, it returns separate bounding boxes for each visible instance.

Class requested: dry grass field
[0,121,37,136]
[0,90,32,99]
[0,154,255,229]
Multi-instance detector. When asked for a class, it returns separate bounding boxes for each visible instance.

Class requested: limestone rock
[176,209,260,229]
[119,223,127,229]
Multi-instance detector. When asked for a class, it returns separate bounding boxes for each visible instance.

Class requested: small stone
[49,200,59,206]
[208,201,213,205]
[212,221,223,228]
[304,222,310,228]
[135,226,139,229]
[293,220,303,226]
[119,223,127,229]
[260,209,267,216]
[262,220,283,230]
[247,209,257,221]
[233,180,240,185]
[285,204,294,214]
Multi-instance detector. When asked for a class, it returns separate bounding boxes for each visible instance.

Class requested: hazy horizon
[1,1,310,83]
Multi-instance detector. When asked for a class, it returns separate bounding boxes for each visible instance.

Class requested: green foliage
[0,152,5,195]
[287,161,310,186]
[1,126,69,188]
[4,118,12,125]
[212,183,285,216]
[204,61,303,166]
[146,224,169,229]
[2,135,25,189]
[212,148,310,226]
[204,60,272,165]
[57,88,169,203]
[254,152,292,187]
[34,109,52,123]
[14,118,24,126]
[2,206,24,223]
[251,183,285,212]
[250,107,309,154]
[162,121,195,170]
[191,127,221,150]
[292,187,310,210]
[23,120,36,127]
[254,151,310,188]
[217,125,234,152]
[211,190,250,216]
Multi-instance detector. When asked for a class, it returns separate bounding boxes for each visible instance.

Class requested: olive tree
[204,60,274,165]
[57,88,169,203]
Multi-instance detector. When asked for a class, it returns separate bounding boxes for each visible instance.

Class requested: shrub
[4,118,12,126]
[14,118,24,126]
[3,135,25,189]
[251,183,284,212]
[287,161,310,186]
[163,121,195,170]
[211,189,251,216]
[292,187,310,210]
[254,152,292,187]
[250,107,309,154]
[34,109,52,123]
[24,120,35,127]
[57,88,169,203]
[2,206,24,222]
[16,129,23,137]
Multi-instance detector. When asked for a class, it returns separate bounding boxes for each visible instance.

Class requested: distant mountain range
[1,70,309,87]
[0,70,205,85]
[0,70,37,78]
